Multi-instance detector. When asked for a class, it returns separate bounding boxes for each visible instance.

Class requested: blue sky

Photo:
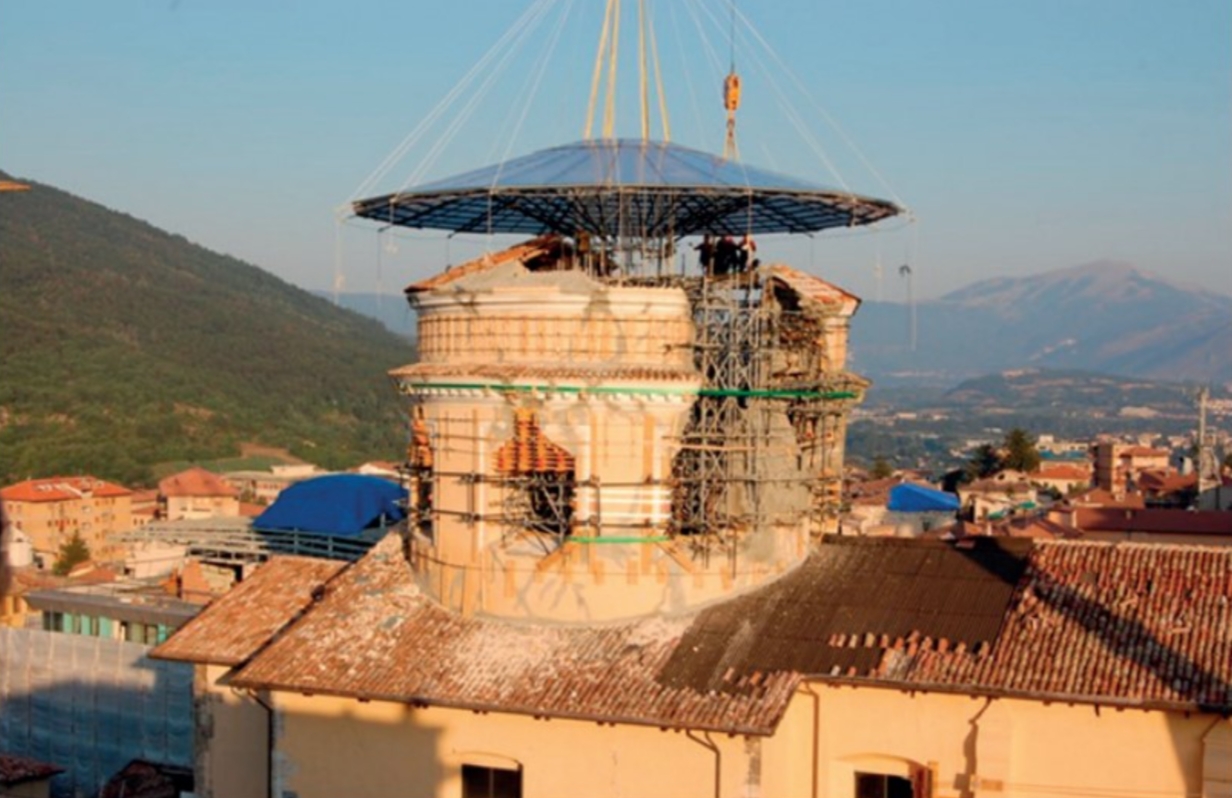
[2,0,1229,301]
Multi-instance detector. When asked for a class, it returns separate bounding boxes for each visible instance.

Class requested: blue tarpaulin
[887,483,961,513]
[254,474,406,537]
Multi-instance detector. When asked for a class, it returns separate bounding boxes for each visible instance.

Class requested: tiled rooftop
[1069,488,1146,509]
[405,237,556,294]
[0,476,131,503]
[1031,463,1091,480]
[762,264,860,314]
[886,542,1232,711]
[158,534,1232,734]
[0,752,63,785]
[153,556,344,666]
[224,536,796,735]
[1071,508,1232,536]
[664,537,1030,692]
[159,466,238,498]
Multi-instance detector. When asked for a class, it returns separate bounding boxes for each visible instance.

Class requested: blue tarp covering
[887,483,961,513]
[254,474,407,537]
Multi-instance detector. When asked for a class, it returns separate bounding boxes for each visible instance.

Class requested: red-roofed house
[1028,461,1092,495]
[1137,469,1199,508]
[0,476,133,564]
[158,468,239,521]
[1093,441,1171,494]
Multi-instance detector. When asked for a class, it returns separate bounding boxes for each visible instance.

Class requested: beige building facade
[0,476,133,564]
[158,536,1232,798]
[159,466,240,521]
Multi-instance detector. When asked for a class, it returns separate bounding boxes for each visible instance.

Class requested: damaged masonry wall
[393,242,865,622]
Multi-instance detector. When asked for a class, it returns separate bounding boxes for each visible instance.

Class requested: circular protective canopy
[352,139,901,238]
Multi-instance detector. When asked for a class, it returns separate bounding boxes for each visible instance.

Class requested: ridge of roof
[151,556,345,667]
[1,476,132,502]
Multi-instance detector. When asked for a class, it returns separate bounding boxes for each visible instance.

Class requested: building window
[462,764,522,798]
[855,772,914,798]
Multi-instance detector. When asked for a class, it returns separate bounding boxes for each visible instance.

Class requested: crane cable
[647,5,671,141]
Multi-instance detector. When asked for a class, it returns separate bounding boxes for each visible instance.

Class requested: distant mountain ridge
[312,291,416,340]
[0,171,414,485]
[850,260,1232,384]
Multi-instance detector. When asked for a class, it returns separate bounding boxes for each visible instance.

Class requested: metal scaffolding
[669,272,861,559]
[399,256,864,561]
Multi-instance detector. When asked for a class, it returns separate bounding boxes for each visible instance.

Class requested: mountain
[311,291,417,339]
[0,172,415,486]
[850,260,1232,384]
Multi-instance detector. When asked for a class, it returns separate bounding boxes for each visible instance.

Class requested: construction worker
[694,234,716,275]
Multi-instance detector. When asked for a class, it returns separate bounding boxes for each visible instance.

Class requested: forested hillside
[0,172,414,485]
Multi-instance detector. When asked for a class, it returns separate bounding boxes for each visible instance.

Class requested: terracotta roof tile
[1072,508,1232,536]
[0,753,63,785]
[762,264,860,314]
[889,542,1232,711]
[159,534,1232,733]
[406,236,558,294]
[1,476,131,503]
[158,467,238,498]
[223,536,796,735]
[1120,446,1169,458]
[152,557,344,666]
[1069,488,1145,509]
[665,537,1030,692]
[1136,471,1197,493]
[1031,463,1091,480]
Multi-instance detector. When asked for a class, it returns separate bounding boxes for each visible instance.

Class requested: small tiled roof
[846,477,903,507]
[964,478,1034,495]
[1072,508,1232,536]
[926,517,1079,541]
[405,236,558,294]
[152,557,344,666]
[1069,488,1145,509]
[0,752,63,785]
[762,264,860,316]
[225,536,796,735]
[1031,463,1091,480]
[159,466,238,498]
[1136,470,1197,493]
[1120,446,1169,458]
[0,476,131,503]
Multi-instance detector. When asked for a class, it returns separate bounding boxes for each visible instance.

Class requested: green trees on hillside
[0,178,413,486]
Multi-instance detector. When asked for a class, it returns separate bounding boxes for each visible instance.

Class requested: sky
[1,0,1229,302]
